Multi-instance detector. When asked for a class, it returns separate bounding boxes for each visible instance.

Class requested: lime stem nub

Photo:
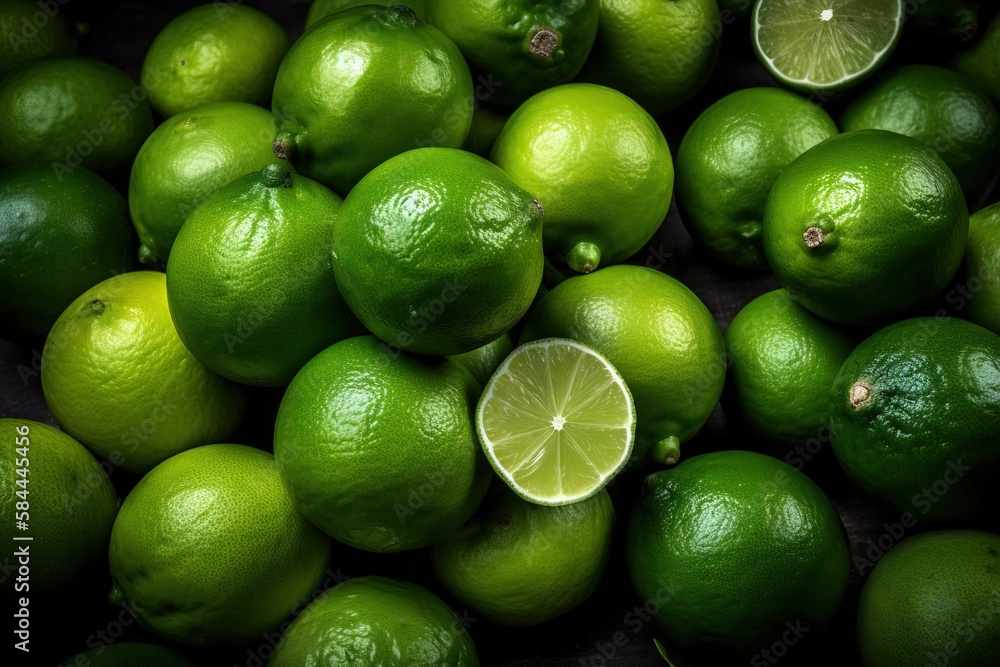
[272,132,296,160]
[650,436,681,466]
[379,4,418,28]
[527,26,559,63]
[803,226,825,248]
[850,380,872,409]
[88,299,105,316]
[567,242,601,274]
[262,164,292,188]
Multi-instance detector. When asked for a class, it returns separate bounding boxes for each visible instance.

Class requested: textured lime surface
[109,444,331,646]
[447,333,514,387]
[965,202,1000,335]
[306,0,426,27]
[0,0,78,75]
[953,11,1000,105]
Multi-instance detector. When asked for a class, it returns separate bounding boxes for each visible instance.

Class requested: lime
[579,0,721,116]
[726,289,854,444]
[271,5,473,194]
[829,317,1000,521]
[841,64,1000,201]
[0,0,79,76]
[274,335,491,552]
[491,83,673,274]
[0,57,153,172]
[953,11,1000,104]
[128,101,287,265]
[269,576,479,666]
[965,201,1000,334]
[907,0,979,39]
[0,163,132,341]
[166,165,362,387]
[763,130,968,325]
[520,265,726,467]
[332,147,543,356]
[462,103,509,158]
[752,0,904,94]
[109,444,331,646]
[858,530,1000,667]
[432,483,614,625]
[476,338,634,505]
[627,450,851,653]
[0,419,117,591]
[59,643,196,667]
[306,0,426,27]
[41,272,247,474]
[676,87,839,269]
[425,0,599,106]
[447,333,514,387]
[140,4,290,118]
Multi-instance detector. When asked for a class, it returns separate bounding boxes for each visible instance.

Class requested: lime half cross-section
[752,0,904,94]
[476,338,635,506]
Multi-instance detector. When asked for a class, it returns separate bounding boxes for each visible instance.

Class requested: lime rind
[476,338,636,506]
[752,0,904,93]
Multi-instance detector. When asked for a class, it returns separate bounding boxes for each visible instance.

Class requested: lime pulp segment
[752,0,904,92]
[476,338,635,505]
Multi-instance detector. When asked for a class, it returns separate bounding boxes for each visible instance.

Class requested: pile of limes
[2,0,1000,665]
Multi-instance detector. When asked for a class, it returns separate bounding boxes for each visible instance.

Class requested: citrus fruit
[128,101,287,265]
[579,0,721,116]
[726,289,854,444]
[627,450,851,653]
[520,265,726,467]
[447,333,514,387]
[676,87,839,269]
[841,64,1000,201]
[0,0,79,76]
[0,163,132,341]
[857,530,1000,667]
[109,444,331,646]
[752,0,904,94]
[271,5,473,194]
[41,272,247,474]
[953,11,1000,104]
[332,147,543,356]
[491,83,673,275]
[306,0,426,27]
[908,0,979,40]
[274,335,491,552]
[763,129,968,325]
[476,338,634,505]
[828,317,1000,522]
[269,576,479,666]
[462,103,509,158]
[425,0,599,106]
[965,201,1000,334]
[431,483,615,625]
[0,56,153,172]
[59,643,196,667]
[140,4,290,118]
[166,165,362,387]
[0,419,117,591]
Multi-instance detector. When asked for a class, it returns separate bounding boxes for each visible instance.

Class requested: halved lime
[752,0,904,93]
[476,338,635,506]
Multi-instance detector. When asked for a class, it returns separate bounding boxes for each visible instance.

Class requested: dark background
[2,1,1000,666]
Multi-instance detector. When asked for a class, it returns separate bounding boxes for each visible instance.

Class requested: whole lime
[41,272,247,473]
[166,165,362,387]
[432,483,614,626]
[109,444,331,646]
[332,147,543,356]
[841,65,1000,201]
[858,530,1000,667]
[953,11,1000,105]
[763,130,968,325]
[491,83,673,274]
[140,4,290,118]
[0,0,79,76]
[128,101,287,265]
[306,0,426,27]
[676,87,838,269]
[462,103,509,158]
[59,643,196,667]
[627,450,850,653]
[965,201,1000,334]
[0,419,117,591]
[725,289,854,444]
[0,163,132,341]
[274,336,491,552]
[520,265,725,467]
[829,317,1000,522]
[447,333,514,387]
[0,57,153,172]
[271,4,472,194]
[269,576,479,666]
